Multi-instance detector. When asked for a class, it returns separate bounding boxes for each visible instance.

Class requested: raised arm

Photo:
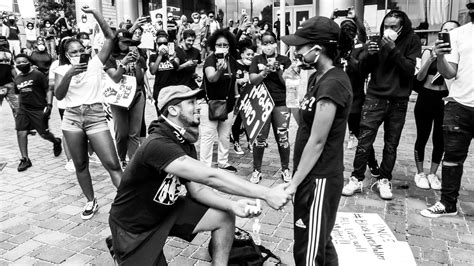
[81,6,114,64]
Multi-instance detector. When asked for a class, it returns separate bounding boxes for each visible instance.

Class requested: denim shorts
[62,103,109,135]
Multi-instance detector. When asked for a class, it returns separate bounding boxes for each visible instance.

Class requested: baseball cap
[281,16,340,46]
[116,29,140,46]
[158,85,204,111]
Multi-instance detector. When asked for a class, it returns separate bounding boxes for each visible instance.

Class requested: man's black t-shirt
[293,68,353,179]
[104,53,147,91]
[7,24,20,40]
[167,20,178,42]
[109,119,197,233]
[14,69,49,109]
[149,53,178,99]
[0,50,13,86]
[203,54,238,112]
[175,45,201,89]
[249,54,291,106]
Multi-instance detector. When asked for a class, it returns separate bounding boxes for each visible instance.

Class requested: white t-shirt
[54,55,104,108]
[24,28,37,41]
[445,23,474,107]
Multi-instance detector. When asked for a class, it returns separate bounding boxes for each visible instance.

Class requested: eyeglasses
[215,43,229,48]
[467,3,474,9]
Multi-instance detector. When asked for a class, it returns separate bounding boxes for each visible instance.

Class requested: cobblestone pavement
[1,94,473,265]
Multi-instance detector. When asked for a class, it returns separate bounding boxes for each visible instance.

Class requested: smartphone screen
[369,35,380,43]
[79,53,90,64]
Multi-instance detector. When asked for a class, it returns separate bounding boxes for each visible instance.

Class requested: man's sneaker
[373,178,393,200]
[89,153,101,164]
[281,169,291,183]
[17,157,32,172]
[234,143,244,155]
[420,202,457,218]
[81,198,98,220]
[427,174,441,190]
[250,170,262,184]
[53,138,62,157]
[65,159,75,172]
[342,176,363,196]
[414,172,430,189]
[347,134,358,150]
[220,164,237,172]
[120,161,128,171]
[369,164,381,178]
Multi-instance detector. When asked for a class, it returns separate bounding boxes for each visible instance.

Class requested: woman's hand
[81,5,95,14]
[216,60,227,71]
[433,39,451,57]
[66,63,87,76]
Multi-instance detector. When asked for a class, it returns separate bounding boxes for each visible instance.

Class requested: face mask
[67,54,80,65]
[296,45,320,70]
[262,43,276,56]
[16,63,31,73]
[81,39,91,47]
[215,47,228,55]
[37,44,46,51]
[45,24,51,28]
[242,58,252,66]
[161,115,199,144]
[384,28,401,41]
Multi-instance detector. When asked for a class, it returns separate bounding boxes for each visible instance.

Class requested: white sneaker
[250,170,261,184]
[427,174,441,190]
[374,178,393,200]
[233,143,244,155]
[89,153,101,164]
[414,173,430,189]
[81,198,99,220]
[347,134,358,150]
[64,159,75,172]
[342,176,363,196]
[281,169,291,183]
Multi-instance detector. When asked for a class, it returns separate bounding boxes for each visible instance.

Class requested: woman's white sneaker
[427,174,441,190]
[414,173,430,189]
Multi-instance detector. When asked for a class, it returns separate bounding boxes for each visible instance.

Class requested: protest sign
[237,83,274,145]
[150,9,165,24]
[139,23,156,50]
[103,75,137,108]
[0,0,13,12]
[332,212,416,266]
[18,0,36,18]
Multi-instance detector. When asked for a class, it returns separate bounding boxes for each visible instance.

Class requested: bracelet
[235,94,240,98]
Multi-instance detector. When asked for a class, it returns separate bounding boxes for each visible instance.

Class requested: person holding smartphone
[54,6,121,220]
[175,29,201,90]
[249,31,292,184]
[104,29,147,169]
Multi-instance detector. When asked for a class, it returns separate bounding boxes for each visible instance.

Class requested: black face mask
[9,19,15,24]
[16,63,31,73]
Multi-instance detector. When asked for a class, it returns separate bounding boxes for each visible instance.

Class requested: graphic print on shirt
[16,79,34,93]
[153,173,183,205]
[158,60,174,71]
[300,95,316,112]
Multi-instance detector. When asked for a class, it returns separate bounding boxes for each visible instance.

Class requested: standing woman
[413,20,460,190]
[104,29,146,169]
[282,17,353,265]
[54,6,121,220]
[199,29,239,172]
[249,31,292,183]
[41,20,57,58]
[29,37,52,77]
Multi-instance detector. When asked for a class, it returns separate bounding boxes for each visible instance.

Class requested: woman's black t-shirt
[104,53,147,93]
[203,54,238,113]
[293,67,353,179]
[249,54,291,106]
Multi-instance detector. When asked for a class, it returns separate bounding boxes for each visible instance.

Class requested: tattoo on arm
[318,98,334,111]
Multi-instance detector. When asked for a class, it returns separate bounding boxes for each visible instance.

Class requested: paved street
[0,93,473,265]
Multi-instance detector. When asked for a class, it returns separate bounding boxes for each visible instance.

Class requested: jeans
[348,112,378,168]
[62,103,110,135]
[199,102,234,167]
[440,101,474,211]
[253,106,290,171]
[352,97,408,181]
[111,91,145,161]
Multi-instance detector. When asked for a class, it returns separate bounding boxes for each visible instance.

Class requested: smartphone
[79,53,90,64]
[369,35,380,43]
[168,42,175,55]
[144,15,152,23]
[334,9,349,17]
[438,32,451,49]
[215,53,225,63]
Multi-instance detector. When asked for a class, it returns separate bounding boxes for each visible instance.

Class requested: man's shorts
[15,107,48,132]
[61,103,109,135]
[109,196,209,265]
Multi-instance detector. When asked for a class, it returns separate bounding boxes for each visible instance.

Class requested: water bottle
[252,218,262,245]
[284,65,301,108]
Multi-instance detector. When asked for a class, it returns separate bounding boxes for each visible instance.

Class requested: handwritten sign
[332,212,416,266]
[103,75,137,108]
[237,83,274,145]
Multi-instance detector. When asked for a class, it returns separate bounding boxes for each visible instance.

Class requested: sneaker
[347,134,358,149]
[420,202,457,218]
[427,174,441,190]
[81,198,99,220]
[53,138,62,157]
[342,176,363,196]
[373,178,393,200]
[64,159,75,172]
[414,172,430,189]
[369,164,381,178]
[250,170,262,184]
[17,157,32,172]
[281,169,291,183]
[120,161,128,171]
[89,153,101,164]
[220,164,237,172]
[234,143,244,155]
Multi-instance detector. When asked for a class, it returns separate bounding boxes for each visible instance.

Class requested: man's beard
[179,113,200,127]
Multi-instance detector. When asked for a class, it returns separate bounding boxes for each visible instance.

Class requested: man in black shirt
[13,54,61,171]
[6,15,21,55]
[175,29,201,89]
[108,85,292,265]
[0,39,18,118]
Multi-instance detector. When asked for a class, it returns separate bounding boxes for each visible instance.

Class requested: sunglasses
[467,3,474,9]
[209,15,214,18]
[157,42,167,46]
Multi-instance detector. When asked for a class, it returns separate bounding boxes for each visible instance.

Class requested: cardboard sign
[332,212,416,266]
[18,0,36,18]
[103,75,137,108]
[237,83,274,145]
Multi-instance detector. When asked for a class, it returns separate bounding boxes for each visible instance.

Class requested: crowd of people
[1,1,473,265]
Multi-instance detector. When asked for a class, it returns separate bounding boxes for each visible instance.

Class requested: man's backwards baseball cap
[158,85,204,112]
[281,16,340,46]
